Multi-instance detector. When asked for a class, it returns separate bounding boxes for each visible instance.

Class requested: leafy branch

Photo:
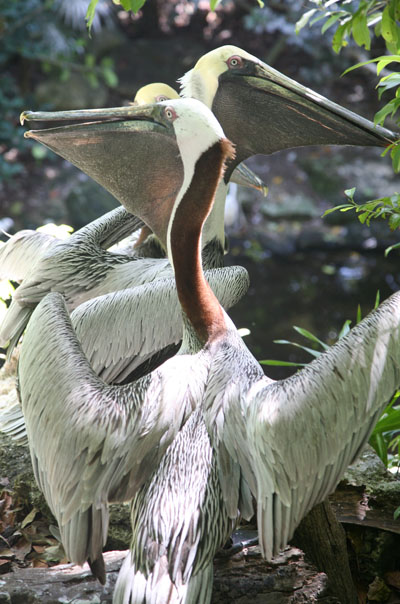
[296,1,400,173]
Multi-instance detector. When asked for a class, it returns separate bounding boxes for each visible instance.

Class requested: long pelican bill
[22,104,184,246]
[182,46,398,176]
[214,62,397,167]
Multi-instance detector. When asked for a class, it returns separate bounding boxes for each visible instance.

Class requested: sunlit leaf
[338,319,352,339]
[332,22,350,53]
[322,204,353,217]
[381,5,397,44]
[273,339,322,358]
[295,9,317,34]
[369,432,388,465]
[374,290,380,309]
[372,407,400,433]
[85,0,99,32]
[391,144,400,173]
[356,304,362,324]
[293,325,330,350]
[130,0,147,12]
[344,187,356,199]
[385,241,400,256]
[352,9,371,50]
[259,359,307,367]
[321,12,343,34]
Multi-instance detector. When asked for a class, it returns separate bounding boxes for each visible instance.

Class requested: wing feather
[0,230,55,281]
[71,266,249,383]
[244,291,400,558]
[18,292,208,569]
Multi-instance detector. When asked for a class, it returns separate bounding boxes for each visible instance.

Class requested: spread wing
[18,292,208,574]
[0,209,146,351]
[71,265,250,383]
[0,230,55,281]
[213,291,400,560]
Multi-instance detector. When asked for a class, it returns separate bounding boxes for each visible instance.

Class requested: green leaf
[85,0,99,32]
[344,187,356,199]
[273,339,322,358]
[321,13,343,34]
[369,432,388,465]
[374,99,398,126]
[130,0,147,11]
[259,360,307,367]
[338,319,352,339]
[389,212,400,230]
[333,21,352,53]
[292,326,330,350]
[295,9,317,34]
[378,73,400,93]
[257,0,264,7]
[356,304,362,324]
[394,506,400,521]
[374,290,380,309]
[394,0,400,21]
[209,0,221,10]
[377,56,400,76]
[385,241,400,256]
[357,211,369,224]
[391,144,400,173]
[342,56,400,77]
[352,9,371,50]
[322,204,353,217]
[381,5,398,44]
[372,407,400,433]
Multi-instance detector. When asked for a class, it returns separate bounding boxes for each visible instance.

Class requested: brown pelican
[133,82,268,195]
[20,44,396,225]
[112,286,400,603]
[17,97,239,587]
[0,78,264,356]
[179,45,397,179]
[17,97,400,603]
[10,52,395,361]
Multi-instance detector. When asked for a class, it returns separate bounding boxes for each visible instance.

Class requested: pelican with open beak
[179,45,397,179]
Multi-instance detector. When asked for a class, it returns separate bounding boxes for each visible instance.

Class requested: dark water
[227,249,400,380]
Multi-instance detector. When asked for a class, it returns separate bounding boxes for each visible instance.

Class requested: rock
[0,547,340,604]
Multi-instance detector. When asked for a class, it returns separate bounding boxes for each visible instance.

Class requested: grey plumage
[111,291,400,603]
[18,291,212,581]
[0,207,144,353]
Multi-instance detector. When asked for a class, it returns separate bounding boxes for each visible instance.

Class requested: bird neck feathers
[171,138,235,344]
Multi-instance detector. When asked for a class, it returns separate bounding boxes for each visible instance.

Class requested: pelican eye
[164,106,177,121]
[156,95,169,102]
[227,55,244,69]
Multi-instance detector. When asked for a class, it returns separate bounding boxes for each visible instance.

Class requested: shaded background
[1,0,399,377]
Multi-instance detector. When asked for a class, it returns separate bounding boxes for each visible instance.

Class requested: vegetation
[296,1,400,236]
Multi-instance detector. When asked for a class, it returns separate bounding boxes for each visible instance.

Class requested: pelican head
[21,99,224,249]
[133,82,179,105]
[180,45,398,178]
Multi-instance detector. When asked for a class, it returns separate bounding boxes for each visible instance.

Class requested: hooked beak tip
[20,111,29,126]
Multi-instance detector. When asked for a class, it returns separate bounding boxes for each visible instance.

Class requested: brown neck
[170,138,235,344]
